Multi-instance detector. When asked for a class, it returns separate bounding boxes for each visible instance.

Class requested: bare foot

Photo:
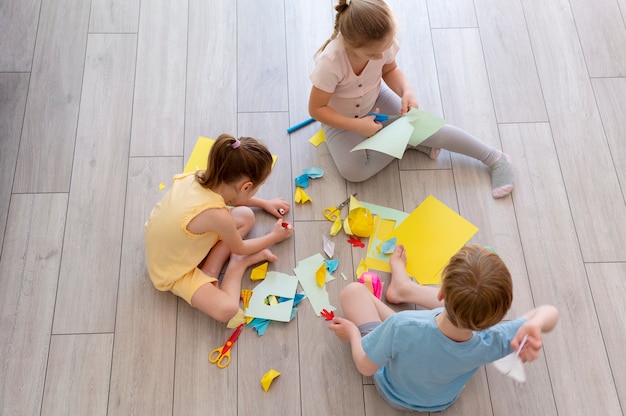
[386,245,415,304]
[229,249,278,270]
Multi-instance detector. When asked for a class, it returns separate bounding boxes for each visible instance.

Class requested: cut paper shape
[323,234,335,258]
[380,237,397,254]
[245,272,299,322]
[341,272,348,281]
[356,258,368,279]
[295,174,309,188]
[241,289,253,309]
[226,308,246,328]
[250,262,268,281]
[184,136,277,174]
[358,272,383,300]
[320,309,335,321]
[347,236,365,248]
[350,109,446,158]
[248,318,271,336]
[302,167,324,178]
[294,187,312,204]
[325,259,339,274]
[309,129,326,146]
[330,217,342,236]
[385,195,478,285]
[492,334,528,383]
[361,202,409,272]
[159,182,166,190]
[294,253,336,316]
[343,195,375,237]
[261,369,281,392]
[316,263,326,287]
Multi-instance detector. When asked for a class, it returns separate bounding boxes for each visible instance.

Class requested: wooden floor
[1,0,626,414]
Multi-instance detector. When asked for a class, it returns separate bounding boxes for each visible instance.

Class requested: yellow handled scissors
[208,324,244,369]
[323,193,356,222]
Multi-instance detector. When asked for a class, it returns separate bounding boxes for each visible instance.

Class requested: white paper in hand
[492,334,528,383]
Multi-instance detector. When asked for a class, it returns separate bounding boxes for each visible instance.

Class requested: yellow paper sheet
[309,129,326,146]
[386,195,478,285]
[350,109,446,159]
[184,136,277,174]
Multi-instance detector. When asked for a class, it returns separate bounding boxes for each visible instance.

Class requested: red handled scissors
[208,324,244,369]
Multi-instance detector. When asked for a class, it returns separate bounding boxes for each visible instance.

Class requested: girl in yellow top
[145,134,293,322]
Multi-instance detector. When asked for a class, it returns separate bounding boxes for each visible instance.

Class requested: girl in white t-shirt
[309,0,513,198]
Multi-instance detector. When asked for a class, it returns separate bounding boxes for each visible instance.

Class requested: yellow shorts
[170,267,218,305]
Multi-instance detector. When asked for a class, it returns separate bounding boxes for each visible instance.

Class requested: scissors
[368,112,402,123]
[323,193,357,222]
[208,324,244,369]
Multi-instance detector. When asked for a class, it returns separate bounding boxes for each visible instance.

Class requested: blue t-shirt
[362,308,525,412]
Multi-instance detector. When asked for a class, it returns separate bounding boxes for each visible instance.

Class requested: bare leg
[340,282,396,326]
[385,245,444,310]
[191,249,278,322]
[200,206,255,278]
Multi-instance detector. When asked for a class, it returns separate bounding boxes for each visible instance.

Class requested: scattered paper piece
[380,237,397,254]
[492,335,528,383]
[248,318,271,336]
[226,308,246,328]
[320,309,335,321]
[250,262,268,281]
[347,236,365,248]
[294,253,336,316]
[362,202,409,272]
[358,272,383,299]
[302,167,324,178]
[330,217,342,236]
[343,195,375,237]
[159,182,166,190]
[294,187,312,204]
[246,272,299,322]
[261,369,281,392]
[341,272,348,281]
[323,235,335,258]
[315,263,326,287]
[356,258,368,279]
[325,259,339,273]
[295,174,309,188]
[309,129,326,146]
[241,289,253,309]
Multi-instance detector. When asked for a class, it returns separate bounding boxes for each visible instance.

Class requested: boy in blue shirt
[329,245,559,412]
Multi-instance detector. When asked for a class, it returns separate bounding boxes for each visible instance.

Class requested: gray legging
[322,85,501,182]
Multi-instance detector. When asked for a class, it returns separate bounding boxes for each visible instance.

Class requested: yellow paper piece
[241,289,253,309]
[330,217,342,236]
[309,129,326,146]
[294,187,312,204]
[184,136,277,174]
[315,263,326,287]
[386,195,478,285]
[250,262,268,281]
[356,258,368,279]
[267,295,278,306]
[261,369,281,392]
[343,195,374,237]
[226,308,246,328]
[158,182,165,190]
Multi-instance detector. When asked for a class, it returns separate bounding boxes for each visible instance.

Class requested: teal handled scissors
[323,193,357,222]
[208,324,244,369]
[368,112,402,123]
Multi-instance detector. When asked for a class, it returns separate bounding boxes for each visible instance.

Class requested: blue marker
[287,117,316,134]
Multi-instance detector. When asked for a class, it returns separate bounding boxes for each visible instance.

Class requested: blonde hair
[195,134,272,190]
[316,0,396,56]
[441,245,513,331]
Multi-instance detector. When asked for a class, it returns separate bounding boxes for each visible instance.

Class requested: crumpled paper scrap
[261,369,281,392]
[294,187,312,204]
[343,195,374,237]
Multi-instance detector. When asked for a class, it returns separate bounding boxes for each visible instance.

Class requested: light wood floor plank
[109,157,179,416]
[523,0,626,262]
[0,0,40,71]
[585,262,626,408]
[237,0,288,112]
[502,122,621,415]
[185,0,237,155]
[0,193,67,416]
[13,0,90,193]
[41,334,113,415]
[53,34,137,334]
[427,0,477,28]
[0,73,29,253]
[592,77,626,196]
[89,0,139,33]
[569,0,626,77]
[129,0,187,157]
[475,0,548,123]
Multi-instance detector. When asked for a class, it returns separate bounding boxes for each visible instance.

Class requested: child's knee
[232,206,255,227]
[341,282,368,300]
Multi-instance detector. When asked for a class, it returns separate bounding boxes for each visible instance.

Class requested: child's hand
[401,91,419,114]
[329,316,360,343]
[270,218,293,243]
[511,322,543,363]
[265,197,290,218]
[356,115,383,138]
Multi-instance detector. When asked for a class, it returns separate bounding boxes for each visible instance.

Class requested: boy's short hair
[441,245,513,331]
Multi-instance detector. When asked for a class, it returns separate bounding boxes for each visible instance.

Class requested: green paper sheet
[350,109,446,158]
